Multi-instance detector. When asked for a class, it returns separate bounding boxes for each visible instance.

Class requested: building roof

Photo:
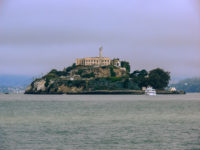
[77,57,110,59]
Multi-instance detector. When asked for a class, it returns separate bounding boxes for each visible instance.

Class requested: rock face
[70,66,126,78]
[35,79,46,91]
[25,65,130,94]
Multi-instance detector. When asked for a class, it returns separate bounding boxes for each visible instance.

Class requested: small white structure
[111,58,121,67]
[145,86,156,96]
[142,87,147,91]
[169,87,176,92]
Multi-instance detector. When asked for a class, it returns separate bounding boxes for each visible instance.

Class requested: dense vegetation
[121,61,130,73]
[89,77,139,90]
[130,68,170,90]
[109,66,117,77]
[44,63,170,90]
[148,68,170,90]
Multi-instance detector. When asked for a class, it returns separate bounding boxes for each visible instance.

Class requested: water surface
[0,94,200,150]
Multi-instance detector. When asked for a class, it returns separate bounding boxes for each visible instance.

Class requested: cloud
[0,0,199,79]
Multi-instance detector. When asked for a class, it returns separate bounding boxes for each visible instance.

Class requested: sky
[0,0,200,80]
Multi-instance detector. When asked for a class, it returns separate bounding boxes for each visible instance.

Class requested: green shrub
[76,69,84,76]
[123,78,129,88]
[71,80,86,88]
[110,66,116,77]
[65,66,73,73]
[60,80,86,88]
[64,63,77,74]
[82,72,95,78]
[106,77,123,82]
[121,61,130,73]
[45,78,50,87]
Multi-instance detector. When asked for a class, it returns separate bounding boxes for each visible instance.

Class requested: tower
[99,46,103,58]
[99,46,103,66]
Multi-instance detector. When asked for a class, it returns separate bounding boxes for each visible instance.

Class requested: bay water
[0,94,200,150]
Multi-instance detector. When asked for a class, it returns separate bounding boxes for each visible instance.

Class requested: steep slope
[25,65,132,94]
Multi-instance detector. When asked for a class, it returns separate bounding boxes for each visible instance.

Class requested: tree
[121,61,130,73]
[148,68,170,90]
[72,63,76,68]
[130,69,148,88]
[65,63,77,74]
[81,72,95,78]
[130,70,140,78]
[123,78,129,88]
[137,70,148,88]
[139,69,148,77]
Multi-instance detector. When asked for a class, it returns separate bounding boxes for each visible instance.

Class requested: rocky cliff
[25,65,131,94]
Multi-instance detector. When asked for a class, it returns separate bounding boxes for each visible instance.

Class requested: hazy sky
[0,0,200,80]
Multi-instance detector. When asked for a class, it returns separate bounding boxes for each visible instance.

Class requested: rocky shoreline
[25,90,185,95]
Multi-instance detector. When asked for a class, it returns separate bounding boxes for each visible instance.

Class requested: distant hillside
[0,75,33,93]
[0,75,33,87]
[171,78,200,93]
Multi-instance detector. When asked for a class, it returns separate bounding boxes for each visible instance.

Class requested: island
[25,47,185,95]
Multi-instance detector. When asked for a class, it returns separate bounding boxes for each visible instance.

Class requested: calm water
[0,94,200,150]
